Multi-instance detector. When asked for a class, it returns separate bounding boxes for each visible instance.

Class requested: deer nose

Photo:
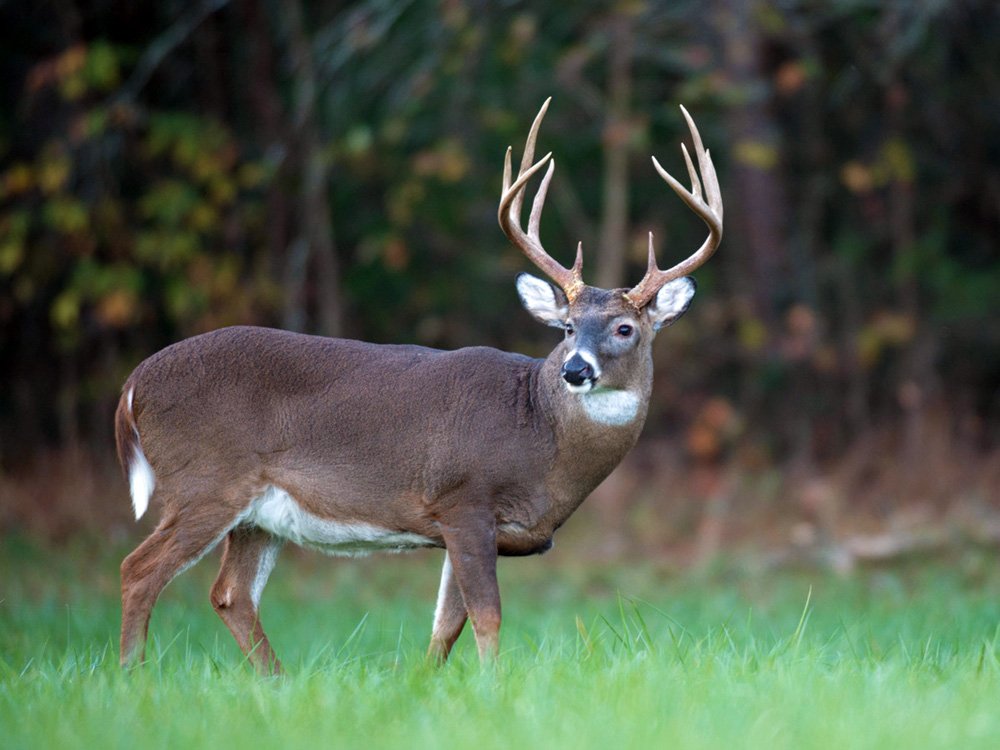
[561,354,595,386]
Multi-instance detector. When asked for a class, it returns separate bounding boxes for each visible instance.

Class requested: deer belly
[247,485,436,556]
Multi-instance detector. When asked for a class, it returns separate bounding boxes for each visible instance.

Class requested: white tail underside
[129,444,156,520]
[126,388,156,520]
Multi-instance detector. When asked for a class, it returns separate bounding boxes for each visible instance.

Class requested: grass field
[4,536,1000,749]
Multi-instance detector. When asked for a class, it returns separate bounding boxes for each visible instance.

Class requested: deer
[115,98,723,674]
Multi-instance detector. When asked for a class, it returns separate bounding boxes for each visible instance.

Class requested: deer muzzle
[561,352,598,390]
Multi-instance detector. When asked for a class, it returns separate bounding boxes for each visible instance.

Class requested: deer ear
[646,276,696,330]
[516,273,569,328]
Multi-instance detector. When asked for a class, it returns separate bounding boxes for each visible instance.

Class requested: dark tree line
[1,1,999,518]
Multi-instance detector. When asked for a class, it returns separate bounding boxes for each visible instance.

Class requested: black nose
[562,354,594,386]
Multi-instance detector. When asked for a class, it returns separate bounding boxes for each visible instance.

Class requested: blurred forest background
[1,0,999,566]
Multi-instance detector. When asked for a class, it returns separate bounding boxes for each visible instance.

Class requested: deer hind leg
[120,504,247,668]
[427,553,468,663]
[210,525,283,675]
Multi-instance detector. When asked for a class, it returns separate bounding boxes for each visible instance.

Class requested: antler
[499,98,585,303]
[624,105,723,309]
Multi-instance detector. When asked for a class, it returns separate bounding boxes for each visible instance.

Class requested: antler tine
[625,106,723,309]
[527,159,554,238]
[681,144,702,203]
[502,146,513,195]
[681,104,723,221]
[498,98,584,301]
[511,97,550,222]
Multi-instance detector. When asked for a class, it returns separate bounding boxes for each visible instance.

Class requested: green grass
[4,537,1000,749]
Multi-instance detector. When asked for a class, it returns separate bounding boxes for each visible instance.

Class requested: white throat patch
[581,388,640,426]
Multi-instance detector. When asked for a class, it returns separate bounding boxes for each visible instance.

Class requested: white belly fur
[247,485,435,557]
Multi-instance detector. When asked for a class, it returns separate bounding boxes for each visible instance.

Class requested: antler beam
[624,106,723,309]
[499,98,584,303]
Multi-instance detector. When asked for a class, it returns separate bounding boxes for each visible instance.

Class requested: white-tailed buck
[115,99,722,673]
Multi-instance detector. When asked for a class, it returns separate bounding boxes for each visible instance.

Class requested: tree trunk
[279,0,343,337]
[595,13,632,291]
[240,0,291,293]
[718,0,789,329]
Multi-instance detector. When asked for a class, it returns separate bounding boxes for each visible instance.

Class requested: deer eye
[616,324,634,337]
[565,323,575,336]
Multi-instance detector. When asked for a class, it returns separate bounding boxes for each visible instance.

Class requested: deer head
[499,98,723,397]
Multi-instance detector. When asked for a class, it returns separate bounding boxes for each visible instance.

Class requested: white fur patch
[648,277,696,330]
[432,553,453,633]
[125,387,155,521]
[516,274,567,328]
[581,388,640,426]
[498,521,530,538]
[250,537,283,609]
[246,485,435,557]
[129,443,156,520]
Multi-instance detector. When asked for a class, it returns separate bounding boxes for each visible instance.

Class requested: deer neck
[531,350,652,515]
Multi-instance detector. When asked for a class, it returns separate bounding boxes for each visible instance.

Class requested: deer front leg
[437,512,500,661]
[427,553,467,663]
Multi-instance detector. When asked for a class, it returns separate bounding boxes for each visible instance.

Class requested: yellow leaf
[872,311,915,345]
[0,241,24,275]
[841,161,873,194]
[209,177,236,206]
[4,164,35,195]
[738,317,768,352]
[43,197,89,235]
[856,328,882,368]
[882,139,915,184]
[734,140,779,170]
[56,45,87,78]
[212,260,239,297]
[189,203,219,233]
[237,162,267,189]
[38,152,71,194]
[59,73,86,101]
[412,139,470,182]
[51,291,80,330]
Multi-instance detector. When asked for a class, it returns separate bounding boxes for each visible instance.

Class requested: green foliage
[0,0,998,463]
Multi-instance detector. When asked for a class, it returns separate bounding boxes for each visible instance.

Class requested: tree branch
[116,0,231,104]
